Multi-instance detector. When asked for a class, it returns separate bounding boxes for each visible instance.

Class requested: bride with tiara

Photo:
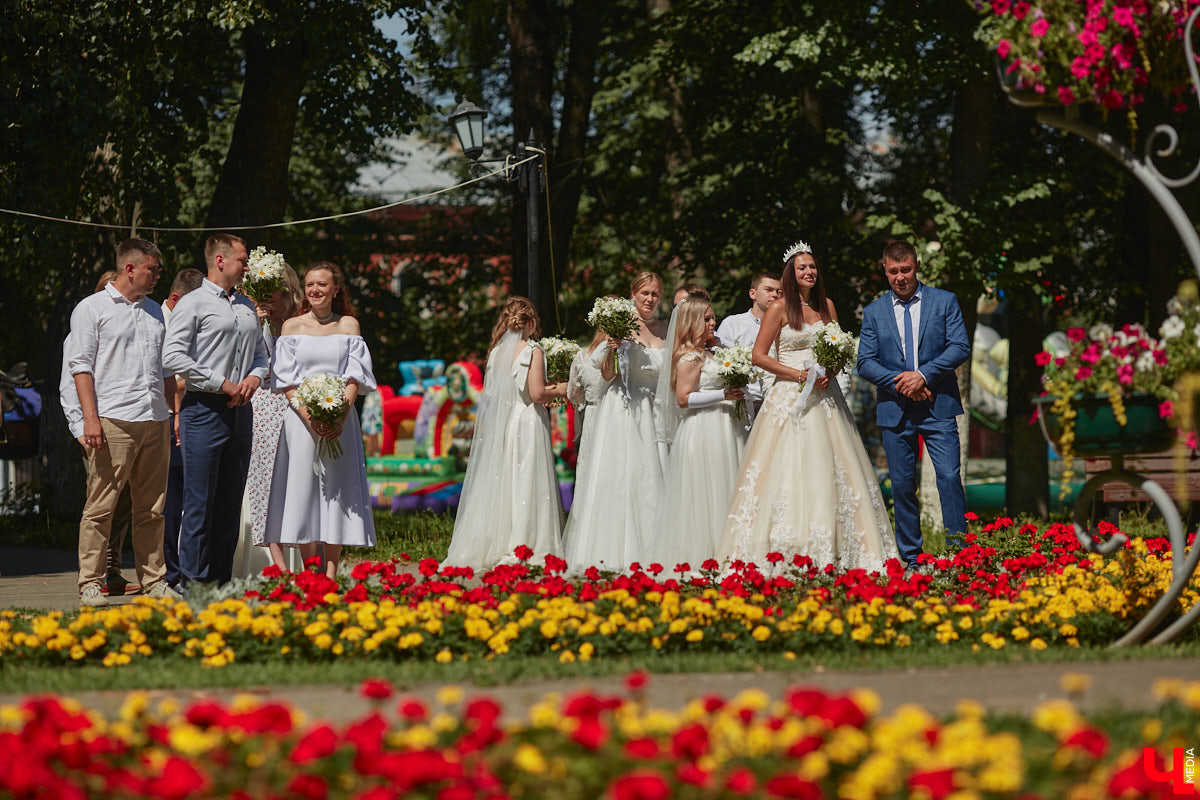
[716,240,898,571]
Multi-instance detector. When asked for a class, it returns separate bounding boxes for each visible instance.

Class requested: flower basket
[1034,392,1175,458]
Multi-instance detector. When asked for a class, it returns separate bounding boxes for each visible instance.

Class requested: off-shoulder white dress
[263,334,377,548]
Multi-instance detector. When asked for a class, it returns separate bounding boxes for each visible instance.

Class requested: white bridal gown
[263,334,377,549]
[717,322,898,570]
[564,341,664,572]
[643,351,745,571]
[444,334,563,569]
[566,346,612,506]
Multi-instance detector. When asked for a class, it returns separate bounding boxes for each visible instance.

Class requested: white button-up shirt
[717,310,774,403]
[163,279,268,393]
[891,284,923,373]
[65,283,169,424]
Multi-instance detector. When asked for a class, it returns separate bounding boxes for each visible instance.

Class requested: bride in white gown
[444,297,568,570]
[717,242,898,571]
[644,298,745,570]
[564,272,667,573]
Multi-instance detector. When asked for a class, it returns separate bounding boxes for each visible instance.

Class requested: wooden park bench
[1084,442,1200,526]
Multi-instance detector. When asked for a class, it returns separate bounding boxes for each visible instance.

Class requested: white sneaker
[146,582,183,600]
[80,584,108,607]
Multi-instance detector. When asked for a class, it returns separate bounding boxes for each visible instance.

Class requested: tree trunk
[1005,282,1050,515]
[205,29,308,238]
[507,0,555,318]
[919,67,994,524]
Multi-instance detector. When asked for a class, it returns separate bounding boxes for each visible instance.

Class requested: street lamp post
[449,99,546,316]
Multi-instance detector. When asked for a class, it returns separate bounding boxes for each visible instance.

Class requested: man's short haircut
[750,273,777,291]
[881,239,918,265]
[674,282,710,301]
[203,233,246,266]
[169,267,205,297]
[116,237,162,265]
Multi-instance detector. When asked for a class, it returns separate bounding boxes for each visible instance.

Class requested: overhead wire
[0,155,537,233]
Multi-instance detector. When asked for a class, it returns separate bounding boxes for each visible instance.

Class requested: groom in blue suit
[857,240,970,572]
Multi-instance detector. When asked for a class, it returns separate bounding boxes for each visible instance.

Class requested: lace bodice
[776,322,827,369]
[680,351,725,392]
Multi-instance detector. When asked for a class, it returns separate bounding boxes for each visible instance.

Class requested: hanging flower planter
[1034,392,1175,458]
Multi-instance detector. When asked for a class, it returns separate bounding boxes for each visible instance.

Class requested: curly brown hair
[488,296,541,355]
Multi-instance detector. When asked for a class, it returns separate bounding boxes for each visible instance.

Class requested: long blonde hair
[670,298,712,389]
[488,296,541,355]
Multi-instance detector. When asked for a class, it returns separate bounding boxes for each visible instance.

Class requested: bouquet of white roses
[812,323,857,376]
[712,344,758,419]
[292,372,348,460]
[537,336,581,383]
[240,246,287,303]
[586,296,639,373]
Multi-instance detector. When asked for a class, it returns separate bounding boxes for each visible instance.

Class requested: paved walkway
[2,547,1198,722]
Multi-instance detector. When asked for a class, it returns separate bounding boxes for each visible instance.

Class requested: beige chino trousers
[77,418,169,591]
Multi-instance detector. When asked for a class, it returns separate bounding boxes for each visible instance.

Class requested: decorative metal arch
[998,6,1200,646]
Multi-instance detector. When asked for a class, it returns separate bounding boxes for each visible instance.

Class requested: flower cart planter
[1034,393,1195,646]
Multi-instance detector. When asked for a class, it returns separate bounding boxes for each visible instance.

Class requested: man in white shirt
[716,272,782,413]
[67,238,177,606]
[163,235,267,587]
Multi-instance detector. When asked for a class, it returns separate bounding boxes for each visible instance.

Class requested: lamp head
[449,99,487,160]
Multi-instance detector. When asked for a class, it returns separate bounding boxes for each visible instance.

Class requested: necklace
[800,300,812,307]
[310,309,335,323]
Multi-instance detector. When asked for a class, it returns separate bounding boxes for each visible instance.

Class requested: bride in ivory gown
[717,241,899,571]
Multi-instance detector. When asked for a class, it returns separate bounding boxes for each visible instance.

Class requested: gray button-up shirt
[163,278,268,393]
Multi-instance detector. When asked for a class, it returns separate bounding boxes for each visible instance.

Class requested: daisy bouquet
[713,344,758,419]
[586,296,639,373]
[812,323,857,376]
[292,373,348,460]
[538,336,581,383]
[240,246,287,303]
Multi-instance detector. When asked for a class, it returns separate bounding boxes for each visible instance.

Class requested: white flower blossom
[1159,315,1185,340]
[1135,351,1156,372]
[1167,296,1183,315]
[1088,323,1113,342]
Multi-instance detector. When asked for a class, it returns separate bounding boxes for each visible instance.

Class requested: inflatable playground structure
[365,359,578,513]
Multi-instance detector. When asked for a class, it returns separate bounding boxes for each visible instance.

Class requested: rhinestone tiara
[782,240,812,264]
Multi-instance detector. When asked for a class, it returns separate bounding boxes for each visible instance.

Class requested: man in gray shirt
[163,234,268,586]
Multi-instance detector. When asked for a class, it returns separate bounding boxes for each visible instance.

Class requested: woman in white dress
[565,327,611,507]
[263,262,377,579]
[644,299,745,571]
[233,263,302,579]
[717,242,898,571]
[444,297,567,569]
[564,271,667,573]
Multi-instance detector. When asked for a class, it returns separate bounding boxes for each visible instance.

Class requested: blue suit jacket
[856,284,970,428]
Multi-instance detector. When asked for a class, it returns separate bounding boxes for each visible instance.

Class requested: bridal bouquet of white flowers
[292,372,348,460]
[586,296,639,340]
[812,323,857,376]
[537,336,581,384]
[713,344,758,419]
[240,246,287,303]
[586,296,639,373]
